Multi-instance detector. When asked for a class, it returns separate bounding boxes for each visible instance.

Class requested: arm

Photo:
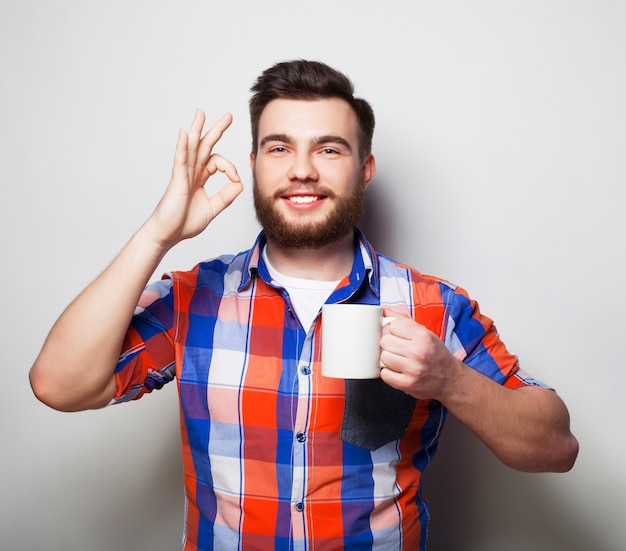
[29,111,243,412]
[380,311,579,472]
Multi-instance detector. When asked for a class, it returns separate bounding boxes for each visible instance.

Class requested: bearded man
[30,59,578,551]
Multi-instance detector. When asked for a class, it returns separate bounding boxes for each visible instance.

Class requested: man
[30,60,578,550]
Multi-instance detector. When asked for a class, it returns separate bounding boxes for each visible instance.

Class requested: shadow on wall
[424,415,601,551]
[360,174,402,258]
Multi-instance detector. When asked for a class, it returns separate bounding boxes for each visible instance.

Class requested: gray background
[1,1,624,549]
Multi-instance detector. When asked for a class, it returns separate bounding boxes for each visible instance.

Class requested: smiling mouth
[286,195,324,204]
[276,186,333,205]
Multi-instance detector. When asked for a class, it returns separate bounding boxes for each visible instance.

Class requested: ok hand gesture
[147,110,244,250]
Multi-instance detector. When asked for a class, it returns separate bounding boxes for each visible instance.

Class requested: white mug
[321,304,395,379]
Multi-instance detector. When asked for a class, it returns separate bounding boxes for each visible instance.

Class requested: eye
[321,147,339,155]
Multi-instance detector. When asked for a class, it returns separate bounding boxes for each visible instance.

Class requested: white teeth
[288,196,319,204]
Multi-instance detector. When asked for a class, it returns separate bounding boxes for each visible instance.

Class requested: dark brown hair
[249,59,375,161]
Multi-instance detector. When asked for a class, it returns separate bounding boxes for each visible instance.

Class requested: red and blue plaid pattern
[114,231,539,550]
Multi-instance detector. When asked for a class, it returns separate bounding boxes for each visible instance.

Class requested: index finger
[383,308,410,319]
[383,314,426,341]
[195,112,234,168]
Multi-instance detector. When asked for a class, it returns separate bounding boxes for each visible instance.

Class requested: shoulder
[376,252,458,297]
[167,248,252,292]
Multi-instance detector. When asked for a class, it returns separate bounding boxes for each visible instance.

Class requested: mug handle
[381,316,396,327]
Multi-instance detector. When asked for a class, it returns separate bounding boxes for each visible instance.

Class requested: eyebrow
[259,133,353,152]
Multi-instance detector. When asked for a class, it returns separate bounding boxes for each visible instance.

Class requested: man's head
[249,61,376,250]
[249,60,375,162]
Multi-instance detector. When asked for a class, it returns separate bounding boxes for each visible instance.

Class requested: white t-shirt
[262,248,339,331]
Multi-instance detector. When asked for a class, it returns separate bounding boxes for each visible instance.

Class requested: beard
[253,172,366,249]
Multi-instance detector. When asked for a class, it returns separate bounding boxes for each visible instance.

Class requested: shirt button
[295,502,304,512]
[301,367,311,375]
[296,432,306,443]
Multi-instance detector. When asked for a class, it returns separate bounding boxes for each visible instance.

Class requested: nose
[287,152,319,182]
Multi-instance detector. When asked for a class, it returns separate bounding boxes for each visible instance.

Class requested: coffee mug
[321,304,395,379]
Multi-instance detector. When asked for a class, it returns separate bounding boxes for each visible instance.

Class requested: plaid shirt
[115,230,539,550]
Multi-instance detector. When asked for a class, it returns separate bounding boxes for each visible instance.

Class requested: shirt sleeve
[113,277,177,404]
[442,284,549,390]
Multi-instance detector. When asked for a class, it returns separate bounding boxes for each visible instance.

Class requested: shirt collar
[239,229,380,298]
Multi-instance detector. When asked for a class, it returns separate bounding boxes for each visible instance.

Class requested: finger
[201,153,243,219]
[170,129,189,184]
[379,360,413,388]
[379,348,409,373]
[380,334,413,359]
[208,180,245,219]
[195,112,233,169]
[186,109,206,172]
[383,307,410,319]
[386,316,428,341]
[381,366,423,400]
[381,309,413,337]
[204,153,241,184]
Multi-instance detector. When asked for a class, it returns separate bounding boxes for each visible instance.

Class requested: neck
[265,232,355,280]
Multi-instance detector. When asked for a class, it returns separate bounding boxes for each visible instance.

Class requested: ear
[249,152,256,172]
[362,154,376,189]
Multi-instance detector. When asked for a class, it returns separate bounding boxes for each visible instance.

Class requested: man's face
[251,98,375,249]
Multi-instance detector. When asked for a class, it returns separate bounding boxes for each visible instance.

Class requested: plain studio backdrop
[1,1,624,550]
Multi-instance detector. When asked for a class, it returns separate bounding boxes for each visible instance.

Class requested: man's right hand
[145,110,244,251]
[29,110,244,412]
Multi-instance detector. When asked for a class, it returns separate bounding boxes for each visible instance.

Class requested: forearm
[30,112,242,411]
[441,362,579,472]
[29,224,169,412]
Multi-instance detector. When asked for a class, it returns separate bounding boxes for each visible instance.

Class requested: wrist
[438,356,470,405]
[136,216,180,256]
